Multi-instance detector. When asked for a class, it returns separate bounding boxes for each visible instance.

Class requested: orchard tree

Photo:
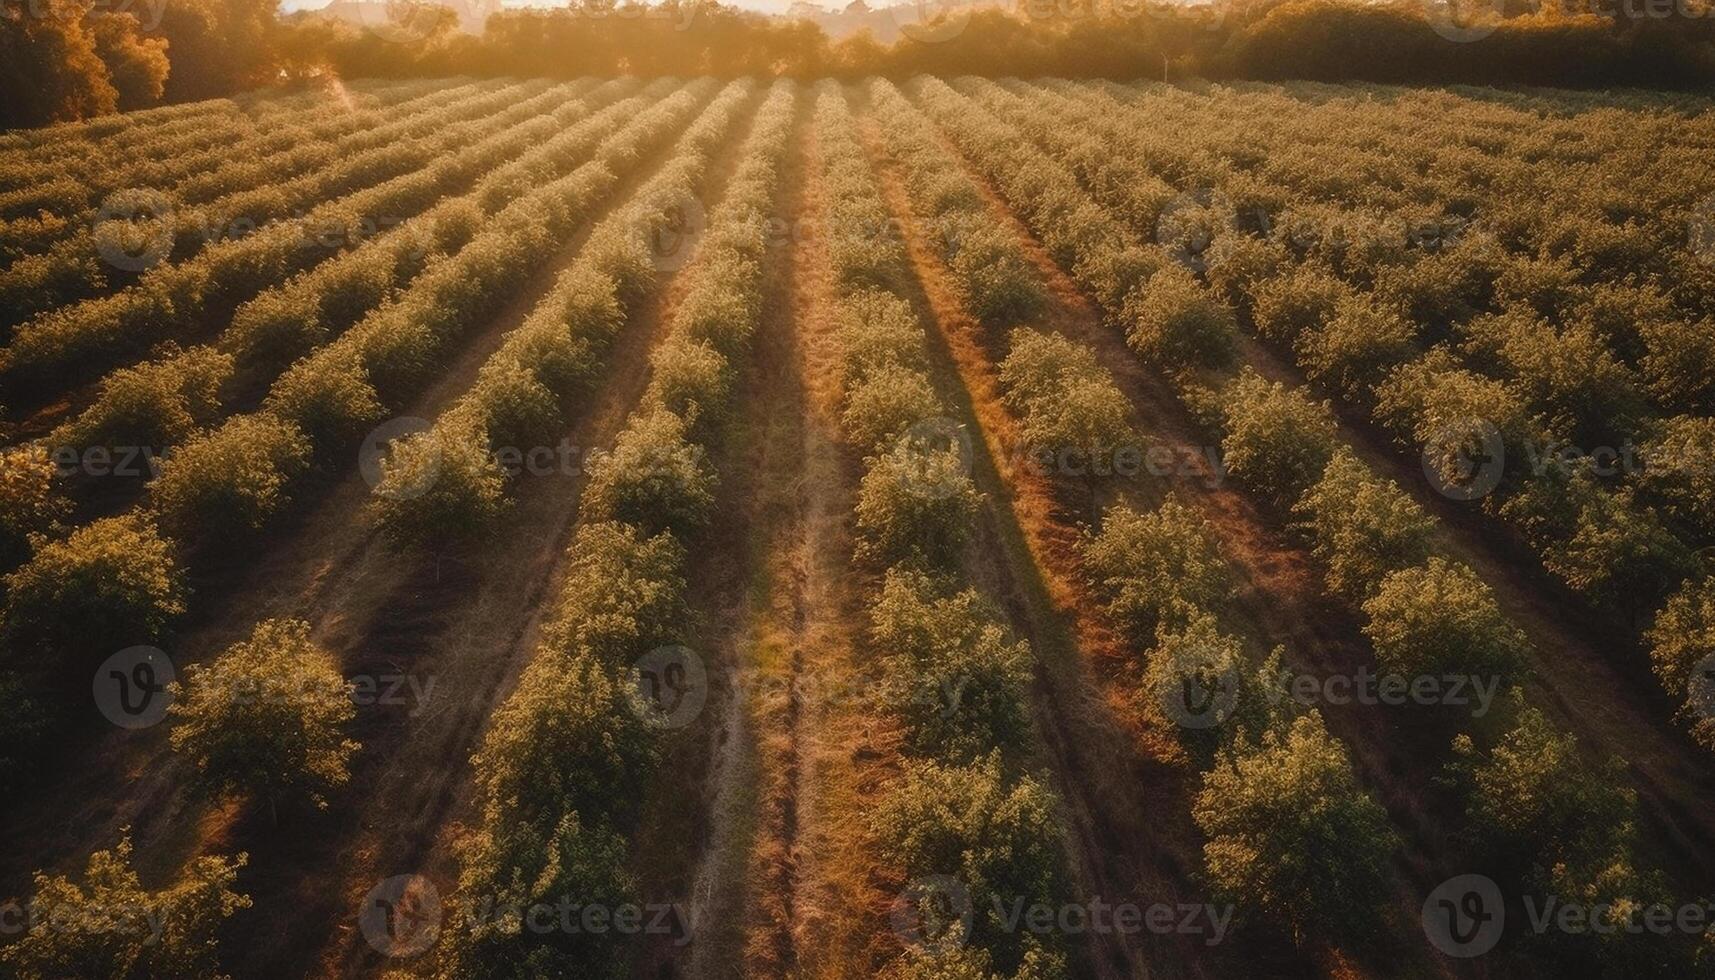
[153,415,313,545]
[1,513,184,659]
[0,835,249,980]
[1293,448,1436,601]
[854,441,981,570]
[1361,557,1526,678]
[369,423,508,548]
[1219,369,1339,510]
[1123,265,1236,372]
[1293,295,1414,403]
[1081,495,1232,645]
[0,445,67,571]
[842,364,942,455]
[168,618,357,816]
[1645,577,1715,752]
[581,407,715,537]
[870,569,1033,763]
[1637,414,1715,540]
[1193,712,1398,945]
[873,755,1064,974]
[1249,263,1350,347]
[540,521,688,668]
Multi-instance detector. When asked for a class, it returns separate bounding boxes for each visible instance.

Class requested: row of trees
[834,80,1070,978]
[10,0,1715,130]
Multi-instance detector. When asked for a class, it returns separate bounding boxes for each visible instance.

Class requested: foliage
[1294,448,1436,601]
[1361,557,1526,678]
[539,520,688,668]
[1,513,184,658]
[0,834,248,980]
[1081,496,1232,645]
[1645,577,1715,753]
[168,617,358,811]
[998,328,1134,465]
[0,445,67,571]
[870,568,1033,764]
[854,440,981,570]
[582,407,714,538]
[1219,369,1338,510]
[1194,712,1398,945]
[152,415,313,543]
[1123,265,1236,372]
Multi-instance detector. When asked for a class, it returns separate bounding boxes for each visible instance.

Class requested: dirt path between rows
[0,84,746,980]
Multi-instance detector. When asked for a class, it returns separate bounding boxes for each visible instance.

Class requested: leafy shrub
[1637,415,1715,540]
[1204,232,1286,313]
[472,650,655,830]
[0,445,67,570]
[948,225,1045,330]
[646,338,732,439]
[0,835,248,980]
[1361,557,1526,678]
[1072,243,1164,317]
[264,351,384,452]
[842,364,942,455]
[1081,496,1232,644]
[1123,265,1236,372]
[1293,448,1436,601]
[370,424,509,547]
[50,344,232,454]
[854,440,981,569]
[873,755,1064,974]
[1638,317,1715,414]
[1194,712,1398,945]
[540,520,688,667]
[152,415,313,543]
[1250,264,1350,347]
[1219,369,1339,510]
[581,407,714,537]
[835,288,928,386]
[1460,309,1642,445]
[466,356,563,454]
[1147,610,1248,759]
[870,568,1033,763]
[1293,295,1414,402]
[2,513,184,658]
[1645,578,1715,753]
[168,618,357,812]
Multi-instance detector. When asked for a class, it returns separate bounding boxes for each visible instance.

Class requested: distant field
[3,76,1715,979]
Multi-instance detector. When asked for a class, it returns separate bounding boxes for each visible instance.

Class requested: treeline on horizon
[4,0,1715,129]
